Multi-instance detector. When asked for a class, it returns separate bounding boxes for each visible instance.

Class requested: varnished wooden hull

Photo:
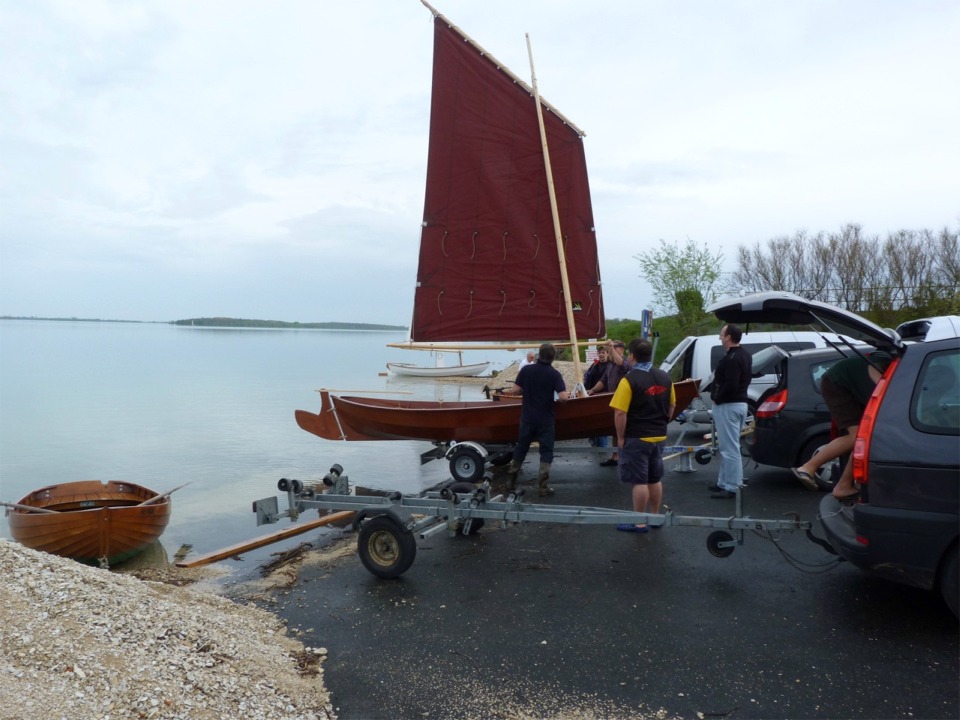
[296,379,700,443]
[7,480,171,566]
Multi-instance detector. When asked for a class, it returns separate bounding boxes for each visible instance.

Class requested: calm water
[0,320,515,579]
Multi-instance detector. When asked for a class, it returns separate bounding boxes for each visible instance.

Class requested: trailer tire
[707,530,735,558]
[449,447,485,483]
[357,516,417,579]
[694,448,713,465]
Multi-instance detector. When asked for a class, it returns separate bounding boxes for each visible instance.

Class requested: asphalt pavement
[263,422,959,720]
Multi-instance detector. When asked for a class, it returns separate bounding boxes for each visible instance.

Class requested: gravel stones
[0,539,334,720]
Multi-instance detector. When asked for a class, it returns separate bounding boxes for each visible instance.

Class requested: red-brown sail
[410,12,604,343]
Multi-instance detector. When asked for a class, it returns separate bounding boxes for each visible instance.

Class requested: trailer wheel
[707,530,735,558]
[357,516,417,579]
[694,448,713,465]
[449,447,485,483]
[458,518,485,536]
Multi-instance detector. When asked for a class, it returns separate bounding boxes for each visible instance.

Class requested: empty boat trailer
[252,464,815,578]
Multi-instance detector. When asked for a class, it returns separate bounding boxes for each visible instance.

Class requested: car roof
[707,291,903,353]
[895,315,960,342]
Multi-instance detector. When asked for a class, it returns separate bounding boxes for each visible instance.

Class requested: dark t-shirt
[824,351,892,405]
[515,362,566,425]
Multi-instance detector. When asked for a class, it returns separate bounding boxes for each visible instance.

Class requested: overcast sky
[1,0,957,325]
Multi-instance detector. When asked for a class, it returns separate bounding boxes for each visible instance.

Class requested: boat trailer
[252,463,812,579]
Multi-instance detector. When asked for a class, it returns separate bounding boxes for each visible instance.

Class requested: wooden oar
[175,511,355,568]
[1,501,58,514]
[137,482,191,507]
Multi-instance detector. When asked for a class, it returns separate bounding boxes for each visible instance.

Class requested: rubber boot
[506,459,521,490]
[537,462,554,497]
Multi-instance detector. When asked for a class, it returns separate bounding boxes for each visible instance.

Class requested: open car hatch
[707,291,903,354]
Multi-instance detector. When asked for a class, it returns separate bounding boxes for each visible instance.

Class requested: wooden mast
[525,33,584,392]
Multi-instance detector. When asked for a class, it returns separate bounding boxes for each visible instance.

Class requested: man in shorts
[609,339,675,533]
[792,351,892,499]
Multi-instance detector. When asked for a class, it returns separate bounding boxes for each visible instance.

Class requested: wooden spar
[526,33,585,392]
[386,341,590,351]
[136,482,190,507]
[1,501,59,514]
[174,511,355,568]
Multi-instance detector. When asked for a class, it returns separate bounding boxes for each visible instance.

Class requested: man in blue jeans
[710,324,752,498]
[503,343,570,496]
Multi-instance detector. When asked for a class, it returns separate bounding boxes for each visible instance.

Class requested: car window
[808,359,841,394]
[912,349,960,435]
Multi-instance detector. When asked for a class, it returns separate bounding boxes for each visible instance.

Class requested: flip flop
[616,523,649,533]
[791,467,818,491]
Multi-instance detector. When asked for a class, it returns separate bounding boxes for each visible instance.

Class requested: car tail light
[852,357,901,485]
[756,389,787,417]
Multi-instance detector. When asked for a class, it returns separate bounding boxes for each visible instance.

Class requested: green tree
[634,239,724,333]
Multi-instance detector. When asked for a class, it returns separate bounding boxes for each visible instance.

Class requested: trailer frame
[253,464,812,578]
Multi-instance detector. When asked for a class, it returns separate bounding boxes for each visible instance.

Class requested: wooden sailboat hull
[295,379,700,444]
[386,361,491,378]
[7,480,171,566]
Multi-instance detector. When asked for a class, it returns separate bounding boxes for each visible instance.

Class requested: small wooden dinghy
[5,480,171,567]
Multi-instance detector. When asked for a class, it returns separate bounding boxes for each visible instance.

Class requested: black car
[748,344,870,491]
[708,293,960,617]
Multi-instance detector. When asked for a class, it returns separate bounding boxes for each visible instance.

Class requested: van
[659,330,847,409]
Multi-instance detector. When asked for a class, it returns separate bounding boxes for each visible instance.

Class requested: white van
[659,330,848,408]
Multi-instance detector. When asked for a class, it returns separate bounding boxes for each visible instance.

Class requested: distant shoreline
[1,316,407,331]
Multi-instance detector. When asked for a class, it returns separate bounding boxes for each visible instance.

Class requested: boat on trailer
[298,379,700,445]
[5,480,171,567]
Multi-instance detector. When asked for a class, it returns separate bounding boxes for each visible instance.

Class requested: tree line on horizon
[171,317,406,331]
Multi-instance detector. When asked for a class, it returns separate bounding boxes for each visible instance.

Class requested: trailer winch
[252,463,813,579]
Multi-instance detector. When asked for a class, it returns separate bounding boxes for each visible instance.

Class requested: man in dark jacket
[709,324,752,498]
[583,345,612,449]
[583,345,611,395]
[609,339,674,532]
[503,343,569,496]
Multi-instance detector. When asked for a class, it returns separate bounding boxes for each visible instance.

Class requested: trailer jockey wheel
[449,447,485,483]
[357,516,417,578]
[694,448,713,465]
[707,530,736,558]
